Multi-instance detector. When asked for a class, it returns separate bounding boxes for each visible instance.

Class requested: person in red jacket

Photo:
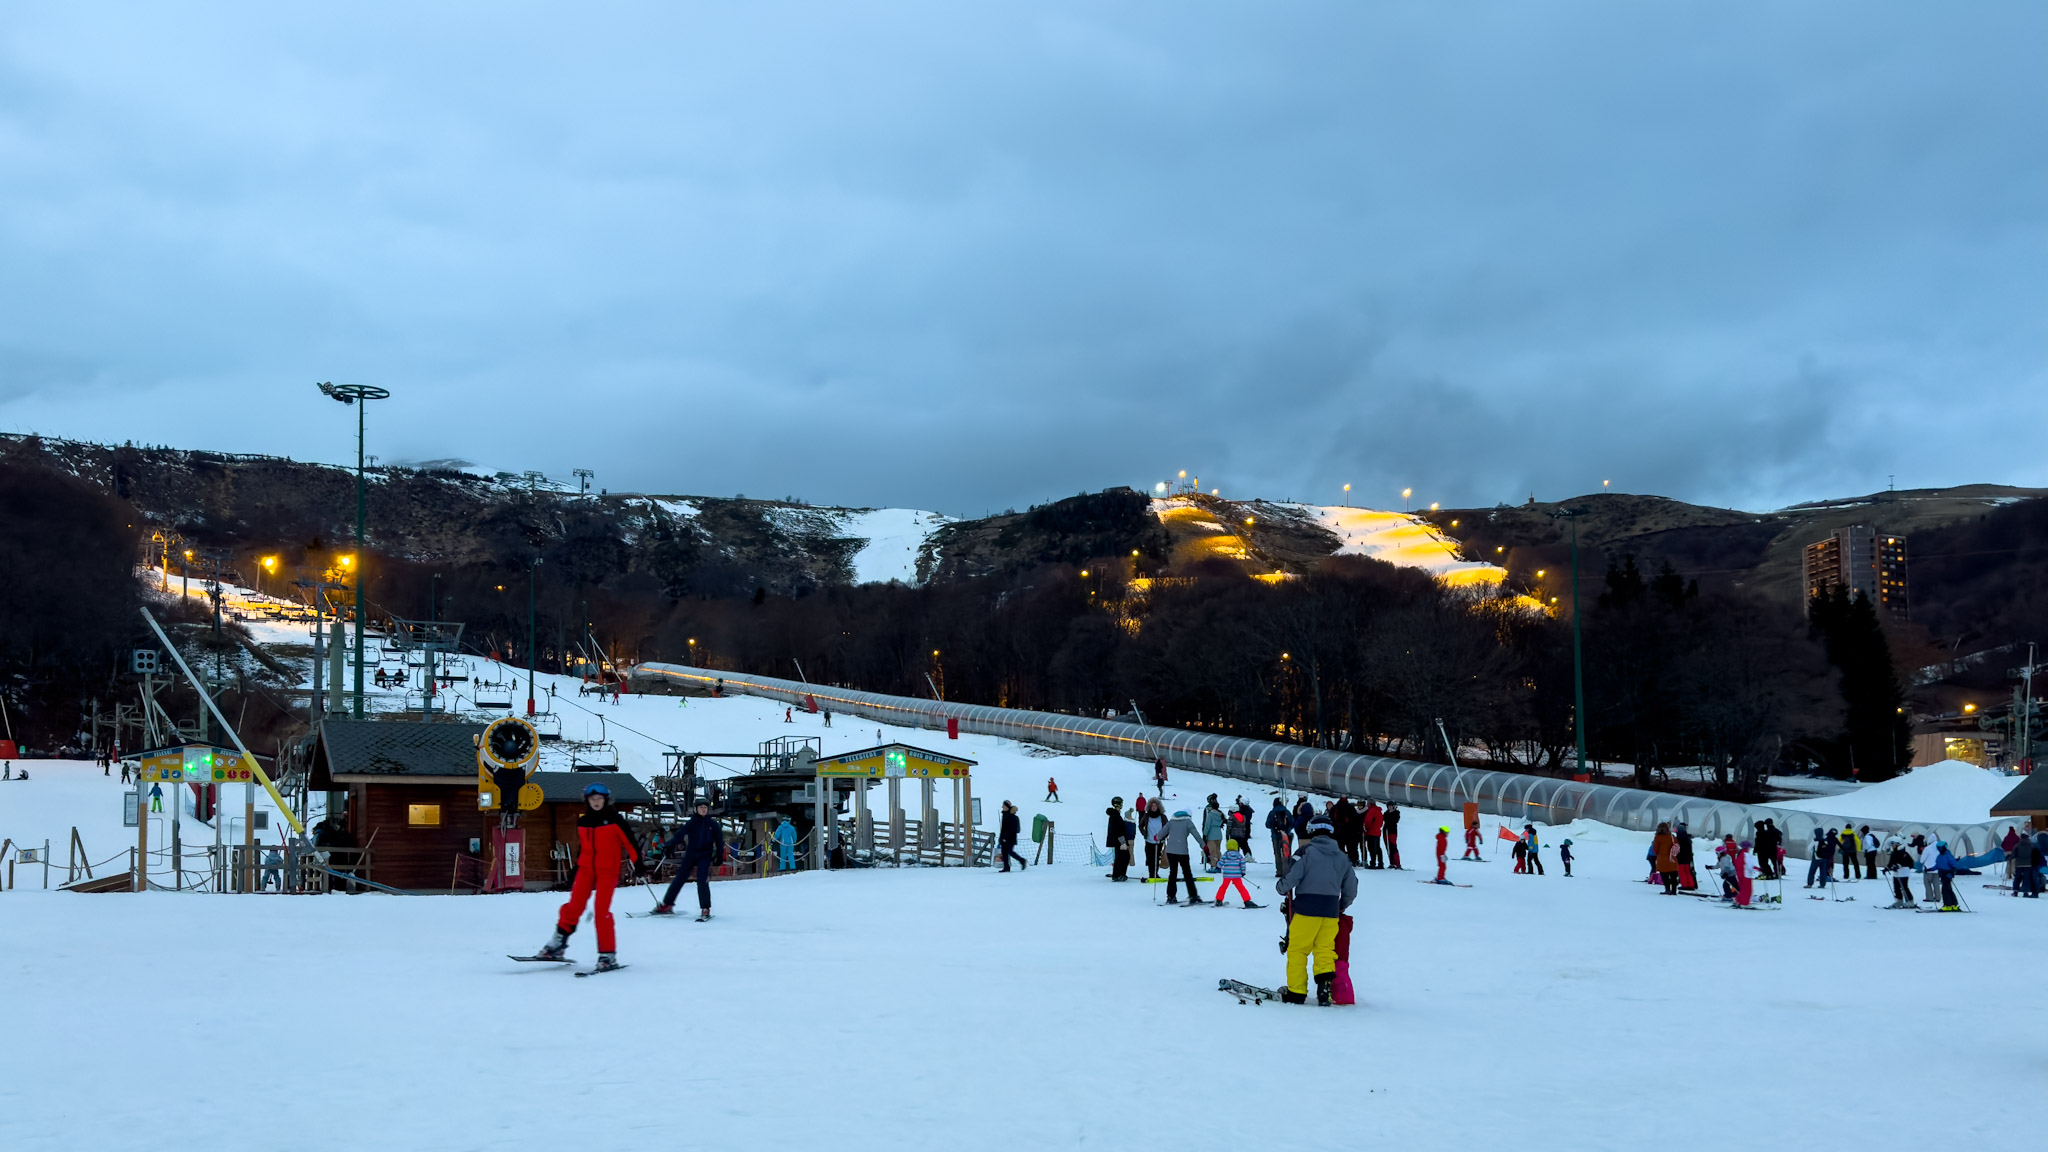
[1434,826,1450,883]
[533,783,641,971]
[1360,801,1384,869]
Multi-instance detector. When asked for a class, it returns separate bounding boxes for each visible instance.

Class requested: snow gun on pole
[141,607,307,836]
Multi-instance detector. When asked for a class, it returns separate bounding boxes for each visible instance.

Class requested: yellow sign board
[816,745,973,779]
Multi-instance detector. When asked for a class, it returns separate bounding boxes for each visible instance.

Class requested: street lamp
[1342,483,1351,506]
[260,555,278,596]
[318,381,391,719]
[1402,487,1412,511]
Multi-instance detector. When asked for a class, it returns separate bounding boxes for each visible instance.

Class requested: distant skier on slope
[1523,824,1544,876]
[1274,816,1356,1006]
[1559,838,1574,877]
[526,782,641,972]
[1462,817,1482,861]
[1434,826,1450,883]
[1044,777,1058,802]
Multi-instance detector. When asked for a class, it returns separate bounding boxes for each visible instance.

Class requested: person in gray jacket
[1201,795,1226,871]
[1274,816,1358,1005]
[1163,809,1204,905]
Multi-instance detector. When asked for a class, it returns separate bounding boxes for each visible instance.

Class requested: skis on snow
[507,954,574,964]
[1218,978,1280,1005]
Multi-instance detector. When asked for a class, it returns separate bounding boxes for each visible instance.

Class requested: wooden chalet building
[308,718,654,892]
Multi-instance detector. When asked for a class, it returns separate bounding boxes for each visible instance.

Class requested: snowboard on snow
[1218,978,1280,1005]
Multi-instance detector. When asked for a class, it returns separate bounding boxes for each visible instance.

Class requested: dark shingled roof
[312,718,654,806]
[317,718,485,780]
[1990,772,2048,818]
[530,772,655,806]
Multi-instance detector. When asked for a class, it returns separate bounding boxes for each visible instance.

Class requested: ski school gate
[628,663,2009,858]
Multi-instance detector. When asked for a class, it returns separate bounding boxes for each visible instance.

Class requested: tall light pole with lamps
[318,382,391,719]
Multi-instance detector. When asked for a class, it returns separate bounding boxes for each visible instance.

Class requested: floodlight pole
[527,557,541,716]
[317,382,390,719]
[1556,507,1590,777]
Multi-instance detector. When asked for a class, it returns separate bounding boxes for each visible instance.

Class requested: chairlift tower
[388,618,466,718]
[573,468,594,497]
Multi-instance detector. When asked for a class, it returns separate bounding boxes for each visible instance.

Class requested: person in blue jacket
[775,816,798,872]
[1934,842,1960,911]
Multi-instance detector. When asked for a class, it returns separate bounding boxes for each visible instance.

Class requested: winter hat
[1174,810,1190,818]
[1439,826,1449,834]
[1739,840,1753,850]
[1560,839,1572,847]
[1226,838,1239,851]
[1307,816,1334,836]
[1112,796,1123,806]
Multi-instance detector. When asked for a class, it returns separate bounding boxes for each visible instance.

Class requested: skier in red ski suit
[1462,820,1482,861]
[1435,827,1450,883]
[533,783,641,969]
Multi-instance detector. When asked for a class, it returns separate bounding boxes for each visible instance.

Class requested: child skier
[527,783,640,972]
[1559,838,1573,878]
[1511,835,1528,874]
[1212,839,1260,908]
[1433,826,1450,883]
[1882,837,1917,908]
[1462,818,1482,861]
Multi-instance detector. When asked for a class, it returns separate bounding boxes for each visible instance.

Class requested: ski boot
[696,909,713,923]
[535,927,571,961]
[1242,900,1263,909]
[1314,972,1334,1008]
[592,952,623,973]
[649,904,676,916]
[1279,989,1308,1005]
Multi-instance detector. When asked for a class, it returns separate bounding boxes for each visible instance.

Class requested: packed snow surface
[836,507,952,584]
[3,694,2041,1149]
[1771,760,2020,826]
[1294,505,1504,586]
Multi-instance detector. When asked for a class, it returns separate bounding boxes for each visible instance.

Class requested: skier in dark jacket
[1754,820,1781,879]
[533,783,642,969]
[1275,816,1358,1005]
[1106,797,1131,881]
[1265,798,1294,877]
[1332,797,1361,865]
[1675,823,1695,890]
[653,798,725,920]
[1382,802,1403,868]
[998,801,1027,872]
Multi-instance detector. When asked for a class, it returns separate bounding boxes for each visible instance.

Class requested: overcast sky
[1,3,2042,517]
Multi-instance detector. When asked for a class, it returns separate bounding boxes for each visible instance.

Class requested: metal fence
[627,663,2010,858]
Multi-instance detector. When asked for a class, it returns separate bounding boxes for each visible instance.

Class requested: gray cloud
[0,2,2041,516]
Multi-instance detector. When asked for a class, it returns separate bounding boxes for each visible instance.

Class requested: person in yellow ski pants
[1274,815,1357,1005]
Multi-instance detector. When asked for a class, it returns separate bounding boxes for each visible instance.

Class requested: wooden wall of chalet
[344,781,641,891]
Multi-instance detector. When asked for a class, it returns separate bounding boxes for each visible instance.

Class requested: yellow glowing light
[1450,520,1458,527]
[1536,569,1546,578]
[1343,484,1351,492]
[1963,703,1976,713]
[1402,488,1412,499]
[1131,550,1140,557]
[932,649,940,657]
[688,638,696,646]
[340,555,354,566]
[183,549,193,559]
[1178,470,1187,479]
[1281,652,1290,660]
[261,555,277,569]
[1496,546,1504,553]
[1429,502,1439,512]
[1079,570,1089,578]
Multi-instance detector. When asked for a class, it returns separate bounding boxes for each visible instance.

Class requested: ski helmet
[583,782,612,798]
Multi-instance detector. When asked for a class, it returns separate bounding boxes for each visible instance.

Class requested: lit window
[407,804,442,827]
